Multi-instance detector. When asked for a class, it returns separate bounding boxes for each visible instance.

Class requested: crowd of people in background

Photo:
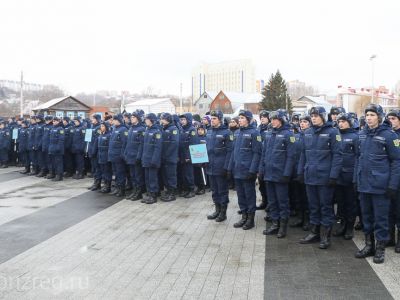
[1,103,400,264]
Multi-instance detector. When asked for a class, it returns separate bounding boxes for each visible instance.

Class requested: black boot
[146,192,157,204]
[256,197,267,210]
[100,181,111,193]
[344,220,355,240]
[52,174,63,181]
[131,187,143,201]
[355,234,375,258]
[184,188,196,199]
[115,186,125,197]
[243,212,255,230]
[290,212,304,228]
[73,172,84,180]
[179,189,189,197]
[126,186,138,200]
[110,185,120,196]
[20,166,30,174]
[299,225,320,244]
[302,211,310,231]
[277,219,288,238]
[354,219,363,231]
[64,172,72,178]
[161,189,176,202]
[319,226,332,249]
[395,230,400,253]
[373,241,386,264]
[333,220,346,237]
[46,172,55,179]
[36,170,46,178]
[29,166,37,176]
[90,179,101,191]
[386,226,396,247]
[207,203,221,220]
[215,204,227,222]
[195,187,205,195]
[263,220,280,235]
[234,213,247,228]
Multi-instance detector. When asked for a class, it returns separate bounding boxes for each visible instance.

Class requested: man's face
[0,124,4,129]
[365,111,379,128]
[331,114,338,122]
[388,116,400,129]
[100,124,106,132]
[62,120,67,126]
[131,116,139,125]
[145,119,152,127]
[180,118,187,126]
[160,119,169,126]
[311,114,324,126]
[338,119,350,130]
[53,120,60,126]
[299,120,310,130]
[238,115,248,127]
[124,116,129,123]
[271,118,282,128]
[113,120,121,127]
[260,116,269,125]
[91,117,98,124]
[202,118,209,125]
[211,116,220,127]
[74,120,80,127]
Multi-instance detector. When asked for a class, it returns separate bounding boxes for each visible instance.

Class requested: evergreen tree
[260,70,293,114]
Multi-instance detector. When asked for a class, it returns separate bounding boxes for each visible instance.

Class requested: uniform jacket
[48,124,65,155]
[161,123,179,164]
[205,124,232,176]
[108,124,128,162]
[124,123,145,165]
[142,124,162,168]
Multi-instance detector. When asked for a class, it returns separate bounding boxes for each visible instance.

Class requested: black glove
[246,172,257,180]
[385,188,397,199]
[135,159,141,166]
[281,176,290,183]
[296,174,304,184]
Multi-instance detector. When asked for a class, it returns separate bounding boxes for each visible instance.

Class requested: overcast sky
[1,0,399,96]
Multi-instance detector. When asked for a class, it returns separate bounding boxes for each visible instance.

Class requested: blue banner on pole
[84,129,93,142]
[189,144,209,164]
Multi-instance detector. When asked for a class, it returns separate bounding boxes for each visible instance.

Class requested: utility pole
[20,71,24,118]
[370,54,377,103]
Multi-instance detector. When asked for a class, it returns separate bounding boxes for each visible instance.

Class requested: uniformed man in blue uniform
[108,114,128,197]
[387,109,400,252]
[229,110,262,230]
[178,113,199,198]
[88,114,102,190]
[355,104,400,264]
[37,115,53,177]
[159,112,179,202]
[298,106,342,249]
[48,117,65,181]
[71,117,86,179]
[256,110,270,211]
[261,109,296,238]
[141,113,162,204]
[33,115,45,175]
[27,116,37,175]
[333,113,358,240]
[62,117,74,177]
[0,120,11,168]
[98,122,112,193]
[124,112,146,200]
[205,110,233,222]
[19,120,31,174]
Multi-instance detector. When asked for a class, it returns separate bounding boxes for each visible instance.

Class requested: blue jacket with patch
[259,123,296,182]
[71,124,87,154]
[228,124,262,179]
[124,123,145,165]
[179,113,199,163]
[337,128,358,186]
[141,124,162,168]
[161,123,179,164]
[108,124,128,162]
[297,122,342,185]
[355,123,400,194]
[41,123,53,152]
[48,124,65,155]
[205,124,233,176]
[88,123,101,158]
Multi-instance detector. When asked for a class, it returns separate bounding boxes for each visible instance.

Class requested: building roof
[125,98,173,107]
[194,91,219,105]
[33,96,90,111]
[224,92,262,104]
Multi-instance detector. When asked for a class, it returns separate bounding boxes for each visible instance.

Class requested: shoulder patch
[191,131,196,136]
[394,139,400,147]
[82,130,86,133]
[124,131,128,136]
[97,129,101,134]
[156,133,161,139]
[336,135,341,142]
[60,130,64,134]
[290,136,296,143]
[173,130,178,135]
[229,134,234,141]
[256,135,261,142]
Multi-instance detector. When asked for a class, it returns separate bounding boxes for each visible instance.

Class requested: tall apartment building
[191,59,255,100]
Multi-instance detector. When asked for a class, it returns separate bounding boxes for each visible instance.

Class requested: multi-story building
[191,59,256,100]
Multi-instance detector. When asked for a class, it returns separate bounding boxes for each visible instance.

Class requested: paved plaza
[0,167,399,299]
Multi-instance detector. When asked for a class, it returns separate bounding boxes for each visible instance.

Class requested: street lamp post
[370,54,377,103]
